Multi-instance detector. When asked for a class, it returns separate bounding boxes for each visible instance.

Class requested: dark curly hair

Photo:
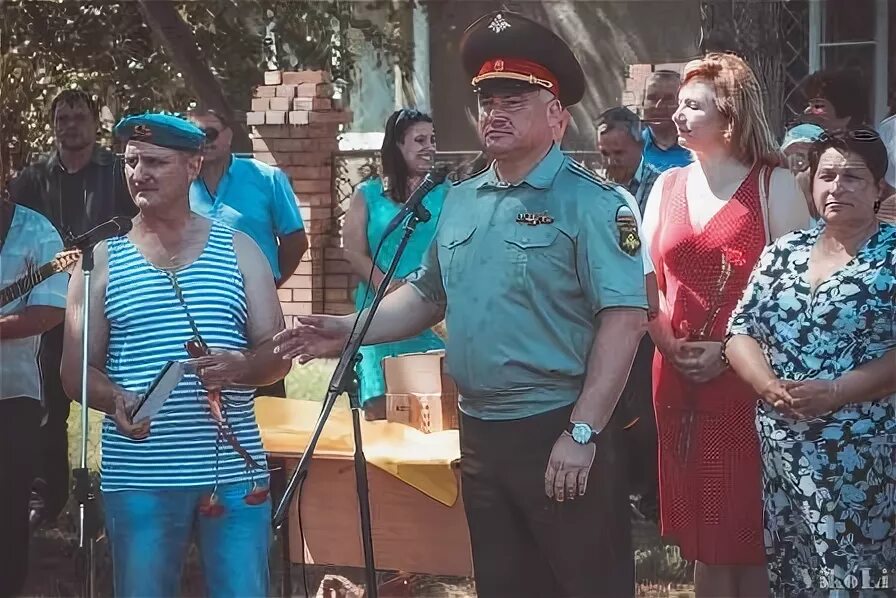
[381,108,433,203]
[804,68,870,125]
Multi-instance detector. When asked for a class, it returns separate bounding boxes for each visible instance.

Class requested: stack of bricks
[246,70,356,319]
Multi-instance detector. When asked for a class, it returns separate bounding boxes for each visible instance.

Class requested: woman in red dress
[641,54,810,596]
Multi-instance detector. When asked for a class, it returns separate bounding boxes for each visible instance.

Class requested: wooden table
[269,451,473,579]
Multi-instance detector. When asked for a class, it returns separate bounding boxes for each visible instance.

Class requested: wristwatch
[566,421,600,445]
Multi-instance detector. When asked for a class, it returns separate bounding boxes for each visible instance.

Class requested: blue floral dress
[728,223,896,597]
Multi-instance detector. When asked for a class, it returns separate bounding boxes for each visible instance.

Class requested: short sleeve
[406,237,446,308]
[577,188,648,315]
[727,243,778,339]
[614,187,654,275]
[26,214,68,309]
[271,168,304,236]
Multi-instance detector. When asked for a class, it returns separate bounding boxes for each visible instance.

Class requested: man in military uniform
[275,11,647,597]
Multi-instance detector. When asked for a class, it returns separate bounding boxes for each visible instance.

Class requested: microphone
[68,217,133,249]
[381,166,450,238]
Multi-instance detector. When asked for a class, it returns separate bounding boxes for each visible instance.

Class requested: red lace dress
[651,165,767,565]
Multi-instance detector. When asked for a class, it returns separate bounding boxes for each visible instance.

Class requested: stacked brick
[246,70,356,319]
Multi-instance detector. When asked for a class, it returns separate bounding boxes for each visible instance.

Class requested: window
[810,0,890,122]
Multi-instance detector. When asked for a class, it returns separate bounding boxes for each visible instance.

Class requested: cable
[297,480,310,598]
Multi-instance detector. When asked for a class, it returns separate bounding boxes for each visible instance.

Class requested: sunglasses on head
[817,128,881,143]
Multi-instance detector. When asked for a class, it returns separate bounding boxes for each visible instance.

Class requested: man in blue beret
[274,11,647,597]
[60,113,292,596]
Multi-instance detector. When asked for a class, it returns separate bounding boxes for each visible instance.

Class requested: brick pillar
[246,70,354,320]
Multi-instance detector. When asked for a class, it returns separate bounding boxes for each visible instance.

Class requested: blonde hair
[682,53,782,167]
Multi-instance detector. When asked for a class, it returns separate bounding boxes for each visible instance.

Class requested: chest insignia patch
[615,205,641,255]
[516,211,554,226]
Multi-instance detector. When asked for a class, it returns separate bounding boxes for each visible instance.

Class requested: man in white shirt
[0,197,69,596]
[877,95,896,223]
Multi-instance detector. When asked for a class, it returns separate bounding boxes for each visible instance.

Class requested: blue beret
[114,113,206,151]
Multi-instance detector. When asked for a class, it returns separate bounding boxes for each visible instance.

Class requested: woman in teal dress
[342,109,447,419]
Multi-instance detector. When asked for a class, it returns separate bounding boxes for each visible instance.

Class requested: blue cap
[782,123,826,150]
[114,113,206,151]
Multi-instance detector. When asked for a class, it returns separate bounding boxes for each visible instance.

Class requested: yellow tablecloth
[256,397,461,506]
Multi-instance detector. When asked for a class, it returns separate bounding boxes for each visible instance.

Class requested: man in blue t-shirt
[187,109,308,287]
[188,109,308,398]
[640,70,693,172]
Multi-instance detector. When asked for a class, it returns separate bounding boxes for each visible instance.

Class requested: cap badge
[494,59,505,72]
[488,13,511,33]
[133,124,153,140]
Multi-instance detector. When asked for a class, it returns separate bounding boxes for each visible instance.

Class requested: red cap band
[473,57,560,98]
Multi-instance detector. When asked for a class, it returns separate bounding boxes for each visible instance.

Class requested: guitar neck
[0,262,59,308]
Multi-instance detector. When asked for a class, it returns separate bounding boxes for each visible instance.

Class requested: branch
[136,0,251,152]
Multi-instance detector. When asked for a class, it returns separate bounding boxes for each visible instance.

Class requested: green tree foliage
[1,0,410,177]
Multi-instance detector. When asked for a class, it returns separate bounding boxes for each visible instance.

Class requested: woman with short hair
[726,127,896,595]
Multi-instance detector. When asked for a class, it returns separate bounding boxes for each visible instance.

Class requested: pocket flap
[504,227,559,250]
[440,226,477,249]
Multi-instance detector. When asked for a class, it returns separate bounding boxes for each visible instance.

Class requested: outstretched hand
[273,314,351,363]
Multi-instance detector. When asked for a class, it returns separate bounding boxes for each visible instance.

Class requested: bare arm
[342,189,387,288]
[834,350,896,404]
[571,308,646,430]
[768,167,811,239]
[354,283,443,344]
[234,232,292,386]
[276,229,308,287]
[725,334,777,394]
[60,244,125,415]
[0,306,64,340]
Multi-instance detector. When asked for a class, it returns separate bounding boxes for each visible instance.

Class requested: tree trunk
[137,0,252,152]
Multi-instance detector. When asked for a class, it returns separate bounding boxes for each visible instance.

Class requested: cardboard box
[383,351,458,433]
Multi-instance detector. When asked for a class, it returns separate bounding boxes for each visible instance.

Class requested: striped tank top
[101,223,267,491]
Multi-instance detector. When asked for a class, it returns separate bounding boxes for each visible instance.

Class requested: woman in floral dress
[727,128,896,596]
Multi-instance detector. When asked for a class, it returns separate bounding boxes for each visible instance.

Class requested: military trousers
[459,403,634,598]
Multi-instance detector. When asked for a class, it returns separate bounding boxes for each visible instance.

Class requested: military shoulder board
[564,160,613,191]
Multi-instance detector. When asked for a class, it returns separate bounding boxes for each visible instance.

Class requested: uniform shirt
[408,144,648,420]
[641,127,693,173]
[10,144,137,241]
[189,156,304,281]
[0,205,69,402]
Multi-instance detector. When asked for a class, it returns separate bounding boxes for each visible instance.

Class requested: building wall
[427,0,702,151]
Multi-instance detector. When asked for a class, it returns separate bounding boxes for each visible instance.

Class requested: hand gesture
[114,391,150,439]
[782,379,843,419]
[675,341,728,384]
[273,314,350,364]
[185,349,249,391]
[758,378,799,417]
[544,433,596,502]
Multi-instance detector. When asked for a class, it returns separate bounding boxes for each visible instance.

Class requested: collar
[477,143,565,190]
[47,144,115,171]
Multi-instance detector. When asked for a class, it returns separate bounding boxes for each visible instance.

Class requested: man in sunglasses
[275,11,647,597]
[186,108,308,290]
[187,108,307,399]
[60,113,291,597]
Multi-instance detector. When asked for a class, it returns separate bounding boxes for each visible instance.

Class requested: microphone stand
[74,243,100,598]
[272,196,433,598]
